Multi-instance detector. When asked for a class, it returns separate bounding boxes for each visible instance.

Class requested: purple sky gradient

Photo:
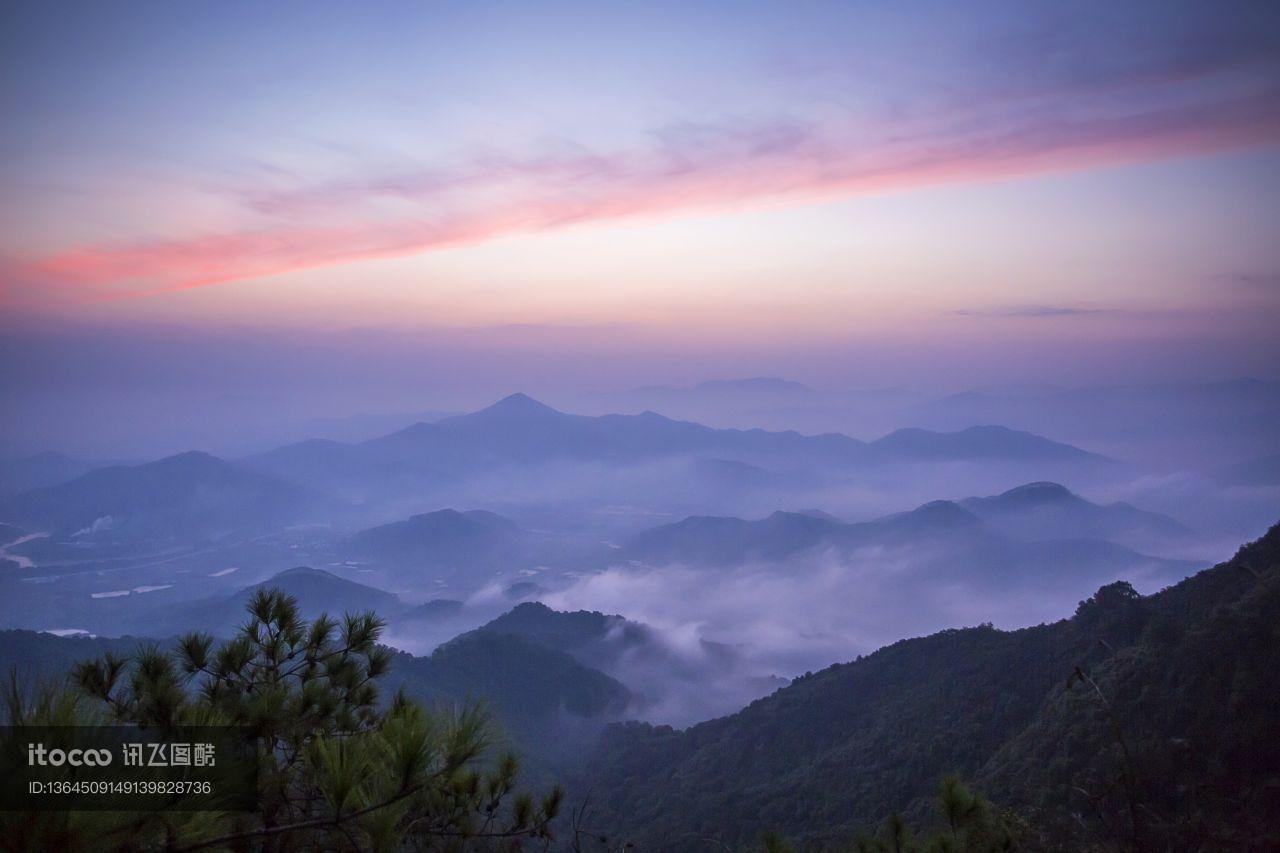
[2,0,1279,454]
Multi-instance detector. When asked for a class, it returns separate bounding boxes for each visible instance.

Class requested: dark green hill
[460,601,685,679]
[577,522,1280,850]
[468,602,647,659]
[0,630,142,688]
[386,630,632,755]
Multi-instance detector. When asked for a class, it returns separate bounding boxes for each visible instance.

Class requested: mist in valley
[1,377,1276,738]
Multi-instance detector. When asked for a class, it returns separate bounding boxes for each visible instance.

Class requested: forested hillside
[0,624,633,770]
[577,523,1280,850]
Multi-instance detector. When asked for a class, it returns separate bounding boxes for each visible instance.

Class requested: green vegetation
[577,524,1280,850]
[385,630,631,759]
[1,590,561,851]
[851,776,1022,852]
[4,523,1279,850]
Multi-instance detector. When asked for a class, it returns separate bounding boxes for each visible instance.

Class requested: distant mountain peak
[871,424,1102,462]
[482,393,560,416]
[269,565,331,581]
[887,500,981,530]
[414,507,463,520]
[958,482,1190,542]
[251,566,401,600]
[958,424,1017,435]
[914,498,969,515]
[154,449,224,468]
[795,508,844,523]
[997,481,1076,503]
[510,601,554,615]
[400,508,518,530]
[764,509,839,528]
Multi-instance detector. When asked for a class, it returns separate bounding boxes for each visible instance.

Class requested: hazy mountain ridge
[959,481,1190,547]
[0,452,121,498]
[344,508,530,584]
[623,487,1193,596]
[869,425,1105,461]
[244,394,1111,505]
[0,396,1124,559]
[0,451,326,542]
[912,379,1280,470]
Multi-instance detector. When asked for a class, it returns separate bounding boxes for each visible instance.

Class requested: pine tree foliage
[2,589,562,851]
[749,778,1020,853]
[850,777,1021,853]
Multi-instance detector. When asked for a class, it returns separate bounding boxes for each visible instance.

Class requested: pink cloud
[16,89,1280,302]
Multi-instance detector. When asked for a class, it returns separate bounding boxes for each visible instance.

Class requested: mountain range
[6,521,1272,847]
[0,396,1122,553]
[624,485,1195,597]
[246,393,1115,500]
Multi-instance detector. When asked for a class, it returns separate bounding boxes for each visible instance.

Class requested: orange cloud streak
[17,91,1280,302]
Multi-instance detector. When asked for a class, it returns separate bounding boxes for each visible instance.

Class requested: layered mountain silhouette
[913,378,1280,470]
[1,397,1119,548]
[247,394,1113,499]
[625,490,1196,594]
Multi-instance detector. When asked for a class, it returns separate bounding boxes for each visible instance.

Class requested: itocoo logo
[27,743,113,766]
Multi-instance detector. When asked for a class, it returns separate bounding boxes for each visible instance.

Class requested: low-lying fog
[1,379,1277,730]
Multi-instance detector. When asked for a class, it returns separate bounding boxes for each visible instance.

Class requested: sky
[2,0,1280,454]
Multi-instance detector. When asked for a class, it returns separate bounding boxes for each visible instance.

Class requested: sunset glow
[4,2,1278,323]
[2,0,1279,455]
